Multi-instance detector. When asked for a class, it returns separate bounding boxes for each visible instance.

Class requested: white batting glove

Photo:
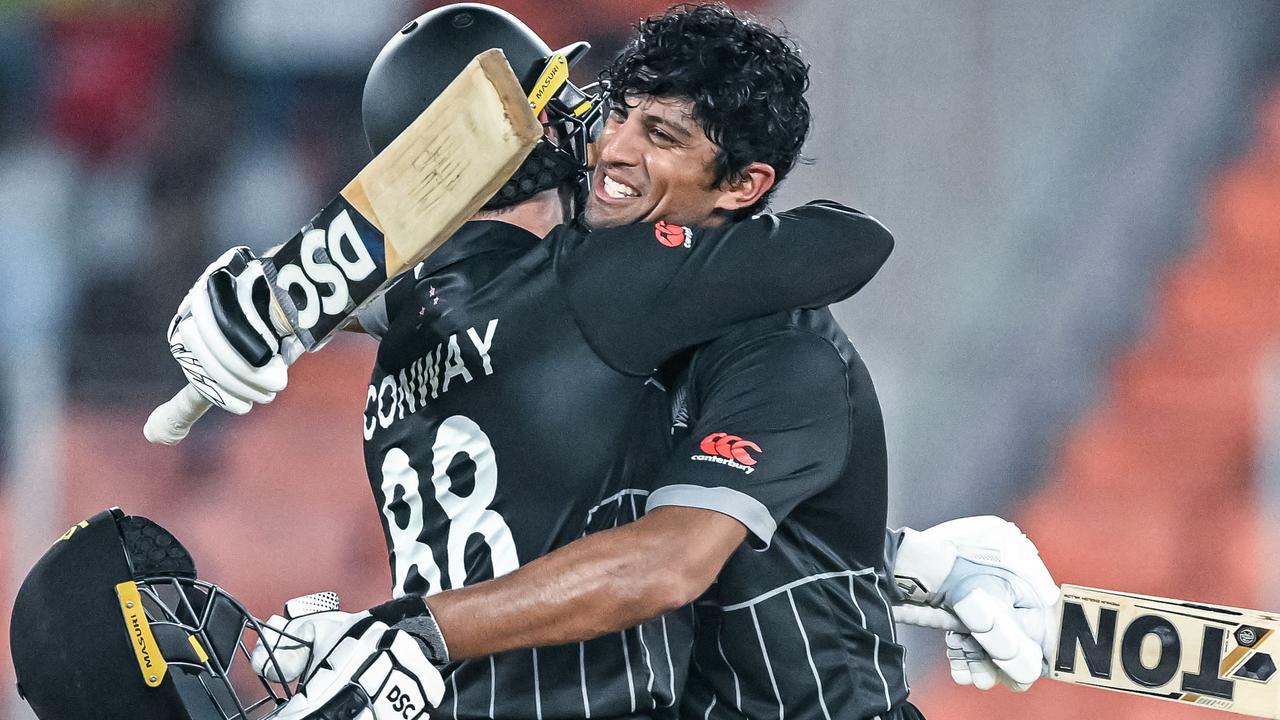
[889,516,1060,691]
[252,592,353,683]
[946,630,1014,691]
[167,246,301,415]
[270,619,444,720]
[253,593,451,686]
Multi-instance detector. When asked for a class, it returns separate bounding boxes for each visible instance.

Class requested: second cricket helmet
[363,3,602,209]
[10,508,302,719]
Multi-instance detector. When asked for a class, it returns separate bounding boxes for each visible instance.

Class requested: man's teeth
[603,175,639,199]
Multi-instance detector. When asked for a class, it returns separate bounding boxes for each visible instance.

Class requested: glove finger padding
[251,593,363,685]
[178,313,276,409]
[188,265,287,398]
[947,632,1034,693]
[167,245,299,415]
[251,614,312,683]
[174,246,250,319]
[358,630,444,720]
[271,621,444,720]
[206,264,279,366]
[896,517,1058,611]
[947,631,1000,690]
[285,591,342,617]
[168,316,254,415]
[952,589,1043,686]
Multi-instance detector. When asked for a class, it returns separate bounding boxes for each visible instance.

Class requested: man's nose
[597,118,643,167]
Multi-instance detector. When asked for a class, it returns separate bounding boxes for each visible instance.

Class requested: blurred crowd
[0,0,756,446]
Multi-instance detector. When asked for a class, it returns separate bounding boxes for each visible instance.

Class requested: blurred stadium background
[3,1,1280,718]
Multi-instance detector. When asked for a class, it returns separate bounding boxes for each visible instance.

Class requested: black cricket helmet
[10,508,302,719]
[362,3,602,209]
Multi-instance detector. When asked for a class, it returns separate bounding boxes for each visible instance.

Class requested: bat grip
[892,603,967,632]
[143,384,213,446]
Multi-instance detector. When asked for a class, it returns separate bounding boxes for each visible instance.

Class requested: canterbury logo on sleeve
[692,432,761,473]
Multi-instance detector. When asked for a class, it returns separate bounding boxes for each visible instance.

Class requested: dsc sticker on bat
[269,199,387,350]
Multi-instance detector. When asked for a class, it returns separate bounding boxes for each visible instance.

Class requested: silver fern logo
[670,385,689,431]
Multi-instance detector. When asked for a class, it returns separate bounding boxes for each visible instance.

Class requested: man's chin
[583,203,642,230]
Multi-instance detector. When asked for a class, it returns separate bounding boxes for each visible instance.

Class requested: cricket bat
[144,49,541,446]
[1050,585,1280,717]
[908,584,1280,717]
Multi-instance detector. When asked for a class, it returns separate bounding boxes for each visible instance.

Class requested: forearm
[761,201,894,306]
[425,506,746,660]
[426,525,670,660]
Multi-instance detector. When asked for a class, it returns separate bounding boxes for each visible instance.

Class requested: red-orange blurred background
[3,2,1280,719]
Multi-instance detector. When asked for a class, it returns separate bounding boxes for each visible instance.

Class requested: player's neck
[472,188,566,237]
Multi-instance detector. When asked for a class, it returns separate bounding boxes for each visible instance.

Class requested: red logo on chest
[654,221,692,248]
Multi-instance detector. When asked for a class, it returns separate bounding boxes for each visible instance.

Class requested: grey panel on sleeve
[355,292,390,341]
[646,484,778,550]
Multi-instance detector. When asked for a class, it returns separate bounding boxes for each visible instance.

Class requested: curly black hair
[600,3,811,216]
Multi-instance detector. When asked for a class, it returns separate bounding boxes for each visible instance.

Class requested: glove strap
[891,527,959,605]
[369,596,450,666]
[302,685,370,720]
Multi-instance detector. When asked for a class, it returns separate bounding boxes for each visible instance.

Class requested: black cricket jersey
[638,309,910,720]
[358,203,893,719]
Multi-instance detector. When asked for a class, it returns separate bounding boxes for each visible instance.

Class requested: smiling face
[583,95,775,230]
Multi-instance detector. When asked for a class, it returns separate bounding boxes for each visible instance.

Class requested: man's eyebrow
[641,108,696,139]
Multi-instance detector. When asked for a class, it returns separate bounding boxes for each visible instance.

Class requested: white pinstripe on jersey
[873,573,897,643]
[786,589,833,720]
[532,648,543,720]
[872,572,909,694]
[848,575,892,713]
[749,605,785,720]
[660,615,676,706]
[721,568,875,611]
[716,632,742,710]
[577,642,591,718]
[638,624,657,708]
[582,487,649,528]
[629,492,659,709]
[698,568,901,720]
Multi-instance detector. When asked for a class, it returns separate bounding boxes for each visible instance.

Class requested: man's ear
[713,162,776,214]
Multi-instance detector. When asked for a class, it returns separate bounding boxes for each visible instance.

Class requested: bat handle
[892,603,967,632]
[144,384,213,446]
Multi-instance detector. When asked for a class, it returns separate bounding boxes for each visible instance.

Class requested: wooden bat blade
[268,47,541,351]
[894,584,1280,717]
[358,48,543,279]
[145,49,540,446]
[1052,584,1280,718]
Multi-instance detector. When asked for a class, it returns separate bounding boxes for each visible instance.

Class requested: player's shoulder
[697,307,852,354]
[374,219,546,336]
[691,308,860,389]
[415,219,545,279]
[764,198,887,225]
